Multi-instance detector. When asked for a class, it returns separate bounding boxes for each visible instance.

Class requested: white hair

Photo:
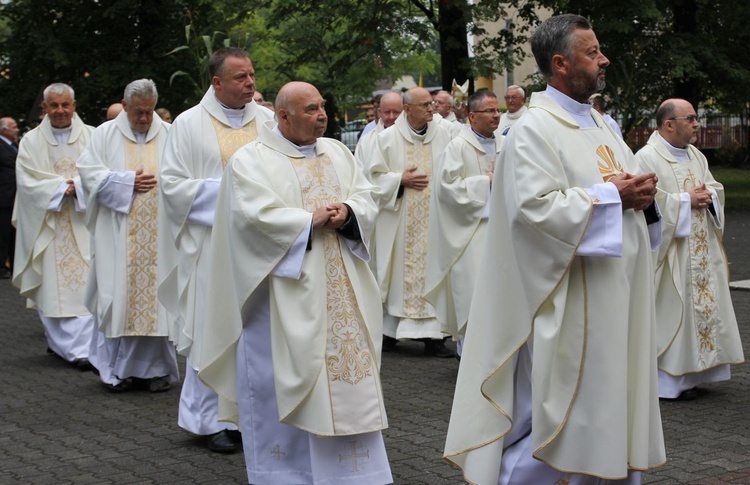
[124,79,158,104]
[43,83,75,103]
[507,85,526,99]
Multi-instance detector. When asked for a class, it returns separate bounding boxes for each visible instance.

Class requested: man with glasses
[424,90,500,357]
[497,85,528,138]
[368,86,454,357]
[635,98,744,401]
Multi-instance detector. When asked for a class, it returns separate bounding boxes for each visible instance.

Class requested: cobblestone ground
[0,211,748,484]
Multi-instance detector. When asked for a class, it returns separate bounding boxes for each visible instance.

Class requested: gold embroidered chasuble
[288,154,382,433]
[77,112,170,339]
[13,114,93,317]
[195,130,386,434]
[444,92,665,483]
[367,113,452,325]
[635,132,744,376]
[158,91,275,356]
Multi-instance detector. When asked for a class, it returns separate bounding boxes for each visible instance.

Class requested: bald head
[378,92,403,128]
[275,82,328,146]
[106,103,123,120]
[433,90,453,117]
[656,98,700,148]
[403,87,434,130]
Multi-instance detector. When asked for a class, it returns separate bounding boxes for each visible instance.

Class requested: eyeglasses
[472,109,501,115]
[504,95,522,100]
[409,101,434,109]
[668,115,699,123]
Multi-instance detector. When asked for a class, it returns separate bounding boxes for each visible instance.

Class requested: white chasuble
[158,90,275,357]
[287,154,382,433]
[196,129,385,436]
[424,129,495,338]
[444,92,665,484]
[635,133,744,379]
[13,114,93,317]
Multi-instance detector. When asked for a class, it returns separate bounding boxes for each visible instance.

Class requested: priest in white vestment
[635,98,744,401]
[78,79,178,393]
[496,85,528,138]
[444,15,666,484]
[354,91,403,173]
[366,86,454,357]
[159,48,274,453]
[194,81,391,484]
[13,83,95,369]
[433,90,464,137]
[424,90,500,354]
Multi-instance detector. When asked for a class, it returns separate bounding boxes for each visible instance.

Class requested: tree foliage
[0,0,240,127]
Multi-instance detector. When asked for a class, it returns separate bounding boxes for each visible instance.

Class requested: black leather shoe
[0,267,10,279]
[382,336,398,352]
[74,358,93,372]
[424,339,456,358]
[661,387,698,401]
[207,430,242,454]
[148,377,171,393]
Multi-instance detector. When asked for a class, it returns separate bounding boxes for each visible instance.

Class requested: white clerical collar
[272,125,317,158]
[133,131,147,144]
[545,85,598,129]
[50,125,72,145]
[471,127,497,154]
[505,106,526,120]
[655,131,691,162]
[215,95,245,128]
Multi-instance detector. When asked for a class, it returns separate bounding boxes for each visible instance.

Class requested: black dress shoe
[74,358,94,372]
[382,335,398,352]
[105,379,133,393]
[661,387,698,401]
[424,339,456,358]
[0,267,10,279]
[207,430,242,454]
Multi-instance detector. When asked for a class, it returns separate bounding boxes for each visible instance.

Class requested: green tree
[0,0,237,127]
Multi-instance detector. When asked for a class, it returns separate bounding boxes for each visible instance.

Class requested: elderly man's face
[285,91,328,145]
[433,92,452,117]
[0,118,19,143]
[214,56,256,109]
[43,91,77,129]
[469,96,501,137]
[405,90,434,128]
[123,96,156,134]
[504,89,525,114]
[565,28,610,103]
[378,98,403,129]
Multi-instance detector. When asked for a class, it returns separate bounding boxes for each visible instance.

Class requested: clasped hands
[312,203,348,231]
[610,172,658,211]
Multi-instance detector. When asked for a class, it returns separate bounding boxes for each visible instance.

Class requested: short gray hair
[531,14,591,80]
[124,79,158,105]
[506,85,526,99]
[43,83,75,103]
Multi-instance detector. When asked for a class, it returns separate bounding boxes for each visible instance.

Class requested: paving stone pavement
[0,210,748,484]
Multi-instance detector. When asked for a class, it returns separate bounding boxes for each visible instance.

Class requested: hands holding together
[312,203,349,231]
[688,183,712,210]
[610,172,658,211]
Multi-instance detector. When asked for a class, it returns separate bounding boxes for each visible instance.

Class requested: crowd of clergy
[2,12,744,485]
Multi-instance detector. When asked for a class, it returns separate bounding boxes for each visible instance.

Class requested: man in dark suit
[0,117,18,279]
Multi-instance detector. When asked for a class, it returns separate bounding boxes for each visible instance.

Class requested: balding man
[106,103,123,121]
[195,81,392,484]
[635,98,744,401]
[368,86,454,357]
[354,91,402,170]
[159,47,274,453]
[13,83,95,369]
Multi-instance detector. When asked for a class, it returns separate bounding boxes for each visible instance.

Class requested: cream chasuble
[78,112,171,338]
[159,87,274,356]
[424,128,495,338]
[13,114,93,317]
[367,113,451,336]
[635,132,744,377]
[444,92,665,484]
[196,128,386,435]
